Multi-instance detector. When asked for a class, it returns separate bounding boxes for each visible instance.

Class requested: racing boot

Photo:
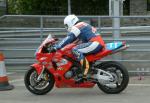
[75,58,90,84]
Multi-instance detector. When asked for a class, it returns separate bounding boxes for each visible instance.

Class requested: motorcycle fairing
[31,61,95,88]
[106,42,123,51]
[32,34,127,88]
[86,41,125,62]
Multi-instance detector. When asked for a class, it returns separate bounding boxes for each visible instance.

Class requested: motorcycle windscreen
[35,34,53,55]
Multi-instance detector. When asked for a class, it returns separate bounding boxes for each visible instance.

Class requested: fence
[0,15,150,74]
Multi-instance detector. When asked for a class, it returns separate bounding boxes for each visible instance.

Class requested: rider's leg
[80,57,89,78]
[72,42,102,79]
[72,49,88,77]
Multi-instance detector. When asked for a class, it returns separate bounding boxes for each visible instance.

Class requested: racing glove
[48,46,57,53]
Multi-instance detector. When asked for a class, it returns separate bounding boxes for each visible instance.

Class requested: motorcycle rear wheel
[96,61,129,94]
[24,67,55,95]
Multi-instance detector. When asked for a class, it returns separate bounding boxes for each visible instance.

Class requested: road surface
[0,72,150,103]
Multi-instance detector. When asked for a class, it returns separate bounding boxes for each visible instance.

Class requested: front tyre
[24,67,55,95]
[96,61,129,94]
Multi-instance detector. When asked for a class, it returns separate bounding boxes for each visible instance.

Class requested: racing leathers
[55,22,105,80]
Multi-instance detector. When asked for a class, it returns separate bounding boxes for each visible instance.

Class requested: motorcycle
[24,34,129,95]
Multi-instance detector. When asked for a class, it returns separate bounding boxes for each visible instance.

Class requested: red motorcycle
[24,34,129,95]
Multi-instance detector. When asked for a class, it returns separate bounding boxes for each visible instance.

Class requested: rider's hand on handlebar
[49,47,57,53]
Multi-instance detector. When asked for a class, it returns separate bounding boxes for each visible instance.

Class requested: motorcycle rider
[52,14,105,83]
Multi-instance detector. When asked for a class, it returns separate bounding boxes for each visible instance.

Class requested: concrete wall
[130,0,147,15]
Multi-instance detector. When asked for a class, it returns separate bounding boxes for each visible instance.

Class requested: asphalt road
[0,72,150,103]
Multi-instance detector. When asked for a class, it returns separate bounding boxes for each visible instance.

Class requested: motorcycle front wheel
[96,61,129,94]
[24,67,55,95]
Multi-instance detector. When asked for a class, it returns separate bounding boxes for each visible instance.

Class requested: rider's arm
[56,26,81,49]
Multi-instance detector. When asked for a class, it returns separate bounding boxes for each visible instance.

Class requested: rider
[53,14,105,82]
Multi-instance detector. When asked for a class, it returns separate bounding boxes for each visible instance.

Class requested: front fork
[31,63,45,81]
[37,65,45,81]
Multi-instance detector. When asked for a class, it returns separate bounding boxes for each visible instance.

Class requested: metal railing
[0,15,150,73]
[1,15,150,39]
[0,15,150,50]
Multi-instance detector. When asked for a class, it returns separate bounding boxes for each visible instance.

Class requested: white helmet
[64,14,79,31]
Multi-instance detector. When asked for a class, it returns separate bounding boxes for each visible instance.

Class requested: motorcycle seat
[86,41,124,61]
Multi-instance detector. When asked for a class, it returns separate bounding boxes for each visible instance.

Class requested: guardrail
[0,15,150,73]
[0,26,150,33]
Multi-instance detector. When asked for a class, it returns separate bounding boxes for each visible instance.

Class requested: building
[66,0,150,15]
[130,0,150,15]
[1,0,149,16]
[0,0,7,15]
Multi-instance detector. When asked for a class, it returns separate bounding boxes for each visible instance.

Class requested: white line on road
[9,79,24,83]
[7,72,15,75]
[129,84,150,86]
[9,78,150,87]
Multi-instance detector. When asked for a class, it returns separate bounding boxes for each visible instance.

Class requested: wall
[130,0,147,15]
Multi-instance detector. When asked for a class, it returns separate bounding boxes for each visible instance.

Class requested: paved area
[0,72,150,103]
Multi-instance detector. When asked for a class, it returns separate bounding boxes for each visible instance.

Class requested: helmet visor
[64,24,68,30]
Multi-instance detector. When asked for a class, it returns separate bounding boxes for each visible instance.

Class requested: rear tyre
[96,61,129,94]
[24,67,55,95]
